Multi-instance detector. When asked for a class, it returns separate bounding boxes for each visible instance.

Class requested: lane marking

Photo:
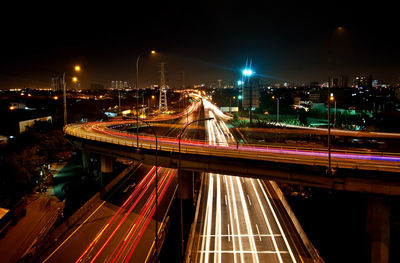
[255,224,262,241]
[259,180,297,263]
[43,200,107,263]
[247,194,252,206]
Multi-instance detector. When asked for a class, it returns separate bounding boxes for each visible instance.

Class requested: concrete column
[367,195,390,263]
[100,155,113,174]
[181,171,194,200]
[82,150,90,174]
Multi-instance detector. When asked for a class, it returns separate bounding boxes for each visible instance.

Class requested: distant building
[51,75,63,92]
[353,75,372,88]
[309,92,321,103]
[90,83,105,90]
[329,75,348,87]
[242,77,260,110]
[111,81,129,90]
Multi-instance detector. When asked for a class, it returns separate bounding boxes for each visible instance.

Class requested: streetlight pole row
[63,65,81,126]
[135,50,156,148]
[177,117,213,260]
[123,116,159,261]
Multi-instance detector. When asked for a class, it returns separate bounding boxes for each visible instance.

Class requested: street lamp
[242,68,253,76]
[122,116,159,260]
[327,27,346,175]
[242,68,255,123]
[177,117,213,259]
[63,65,81,126]
[272,96,280,123]
[135,50,157,148]
[330,93,337,128]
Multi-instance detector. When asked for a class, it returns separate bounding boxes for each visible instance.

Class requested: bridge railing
[64,123,400,157]
[64,123,400,172]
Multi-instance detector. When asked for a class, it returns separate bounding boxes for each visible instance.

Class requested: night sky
[1,2,399,89]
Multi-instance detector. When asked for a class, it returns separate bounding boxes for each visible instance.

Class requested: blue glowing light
[237,80,243,85]
[242,69,253,76]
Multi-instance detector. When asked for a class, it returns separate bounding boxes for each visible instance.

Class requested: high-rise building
[329,75,348,87]
[353,75,372,88]
[51,75,63,92]
[111,80,129,90]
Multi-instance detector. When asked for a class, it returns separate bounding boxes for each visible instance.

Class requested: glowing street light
[242,67,255,122]
[135,49,157,147]
[242,68,253,76]
[237,80,243,86]
[64,65,82,126]
[272,96,280,123]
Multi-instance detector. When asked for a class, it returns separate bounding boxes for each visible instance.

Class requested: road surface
[186,99,308,263]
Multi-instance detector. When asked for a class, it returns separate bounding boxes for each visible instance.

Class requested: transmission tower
[159,62,168,113]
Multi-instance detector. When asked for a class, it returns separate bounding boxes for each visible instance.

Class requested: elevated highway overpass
[62,98,399,263]
[65,120,400,196]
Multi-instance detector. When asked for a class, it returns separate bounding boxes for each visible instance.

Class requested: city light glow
[242,69,253,76]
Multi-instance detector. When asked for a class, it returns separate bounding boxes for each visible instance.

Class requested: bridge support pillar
[181,171,194,200]
[367,195,390,263]
[82,151,89,171]
[101,155,113,174]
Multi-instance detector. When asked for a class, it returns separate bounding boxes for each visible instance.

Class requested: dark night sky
[1,1,399,89]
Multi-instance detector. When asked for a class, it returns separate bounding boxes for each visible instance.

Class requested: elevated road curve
[65,122,400,173]
[64,101,400,196]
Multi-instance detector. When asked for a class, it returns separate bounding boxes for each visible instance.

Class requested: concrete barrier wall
[33,162,140,262]
[269,181,324,263]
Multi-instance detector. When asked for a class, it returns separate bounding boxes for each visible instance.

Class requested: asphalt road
[38,164,177,263]
[186,99,308,263]
[38,102,203,263]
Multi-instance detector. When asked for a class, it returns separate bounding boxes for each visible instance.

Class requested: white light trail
[235,176,259,263]
[249,179,284,263]
[199,174,214,263]
[257,180,297,263]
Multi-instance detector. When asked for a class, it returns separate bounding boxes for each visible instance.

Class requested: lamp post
[177,117,213,259]
[242,68,254,124]
[327,26,348,175]
[330,93,337,128]
[135,50,156,148]
[272,96,280,123]
[122,116,158,260]
[63,65,81,126]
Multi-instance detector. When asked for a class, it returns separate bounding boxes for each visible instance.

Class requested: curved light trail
[64,101,400,173]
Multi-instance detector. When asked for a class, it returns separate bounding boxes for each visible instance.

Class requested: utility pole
[159,63,168,113]
[63,73,67,126]
[277,97,280,123]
